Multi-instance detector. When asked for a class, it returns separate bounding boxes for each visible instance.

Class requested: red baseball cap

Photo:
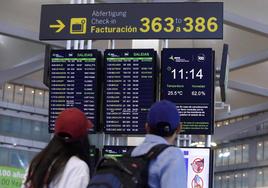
[55,108,93,141]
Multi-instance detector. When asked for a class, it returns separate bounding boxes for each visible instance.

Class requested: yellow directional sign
[49,20,65,33]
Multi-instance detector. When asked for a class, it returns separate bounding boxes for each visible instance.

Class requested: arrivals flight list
[49,50,100,132]
[104,49,156,134]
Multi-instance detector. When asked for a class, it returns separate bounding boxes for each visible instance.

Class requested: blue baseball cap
[147,100,181,131]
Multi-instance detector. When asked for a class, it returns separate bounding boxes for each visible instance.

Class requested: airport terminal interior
[0,0,268,187]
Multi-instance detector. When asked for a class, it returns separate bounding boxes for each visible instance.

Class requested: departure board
[104,49,156,134]
[49,50,100,132]
[161,48,214,135]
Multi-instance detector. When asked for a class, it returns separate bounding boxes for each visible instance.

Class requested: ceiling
[0,0,267,121]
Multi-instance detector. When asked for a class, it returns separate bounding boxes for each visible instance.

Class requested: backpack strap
[144,144,172,160]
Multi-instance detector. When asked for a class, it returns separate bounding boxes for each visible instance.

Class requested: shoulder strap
[144,144,172,160]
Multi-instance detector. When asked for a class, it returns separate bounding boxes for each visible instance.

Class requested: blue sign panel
[161,48,214,135]
[49,50,100,132]
[104,49,156,134]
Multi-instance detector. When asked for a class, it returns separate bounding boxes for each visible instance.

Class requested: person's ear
[175,123,182,134]
[145,123,150,133]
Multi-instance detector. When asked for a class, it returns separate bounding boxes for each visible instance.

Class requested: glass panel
[229,146,236,165]
[242,145,249,163]
[3,83,14,102]
[34,89,44,108]
[235,145,242,164]
[256,169,263,188]
[0,147,9,166]
[257,142,264,161]
[264,168,268,187]
[44,91,49,109]
[264,141,268,160]
[20,119,32,139]
[214,175,222,188]
[32,121,42,140]
[24,87,34,106]
[0,85,3,100]
[14,85,24,105]
[242,172,248,188]
[40,122,50,142]
[0,115,12,136]
[222,175,228,188]
[235,173,242,188]
[229,174,235,188]
[222,148,229,166]
[216,149,223,167]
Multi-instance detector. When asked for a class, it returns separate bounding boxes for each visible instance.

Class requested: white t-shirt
[22,156,90,188]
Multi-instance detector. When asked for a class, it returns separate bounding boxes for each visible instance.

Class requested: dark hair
[149,122,178,137]
[24,135,90,188]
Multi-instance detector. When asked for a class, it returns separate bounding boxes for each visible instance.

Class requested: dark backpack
[88,144,171,188]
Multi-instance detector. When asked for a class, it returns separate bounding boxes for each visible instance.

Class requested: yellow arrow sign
[49,20,65,33]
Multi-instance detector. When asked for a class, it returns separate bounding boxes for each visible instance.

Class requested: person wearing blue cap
[131,100,187,188]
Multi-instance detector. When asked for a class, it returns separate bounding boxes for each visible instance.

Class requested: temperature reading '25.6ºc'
[171,68,203,80]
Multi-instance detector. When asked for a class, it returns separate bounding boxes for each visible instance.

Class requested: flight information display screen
[102,146,135,158]
[161,48,214,135]
[104,49,156,134]
[181,147,213,188]
[49,50,100,132]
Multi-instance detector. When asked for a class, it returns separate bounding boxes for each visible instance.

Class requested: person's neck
[164,136,175,145]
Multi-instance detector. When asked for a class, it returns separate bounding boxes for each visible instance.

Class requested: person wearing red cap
[22,108,93,188]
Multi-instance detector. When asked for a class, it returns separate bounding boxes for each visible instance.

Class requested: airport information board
[40,2,223,40]
[49,50,100,132]
[104,49,156,134]
[181,148,212,188]
[161,48,214,134]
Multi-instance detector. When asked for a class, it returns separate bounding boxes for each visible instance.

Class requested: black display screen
[161,48,214,135]
[104,49,156,134]
[102,146,135,158]
[49,50,100,132]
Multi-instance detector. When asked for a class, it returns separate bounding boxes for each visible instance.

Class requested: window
[3,83,14,102]
[242,172,248,188]
[257,142,263,161]
[235,145,242,164]
[214,175,222,188]
[44,91,49,109]
[242,145,249,163]
[24,87,34,106]
[34,89,44,108]
[216,149,223,167]
[264,168,268,187]
[229,146,236,165]
[222,148,229,166]
[256,169,263,187]
[14,85,24,104]
[235,173,242,188]
[264,141,268,160]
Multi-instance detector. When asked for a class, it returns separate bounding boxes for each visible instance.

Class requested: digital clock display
[161,48,214,135]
